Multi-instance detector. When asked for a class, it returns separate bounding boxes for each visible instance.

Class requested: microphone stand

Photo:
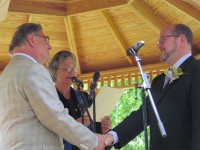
[76,85,94,130]
[90,90,96,133]
[76,85,85,125]
[130,49,167,150]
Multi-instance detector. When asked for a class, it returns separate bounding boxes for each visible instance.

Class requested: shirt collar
[12,53,38,63]
[173,53,191,68]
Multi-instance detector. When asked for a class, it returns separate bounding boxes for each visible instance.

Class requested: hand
[95,134,106,150]
[101,116,112,134]
[105,133,114,146]
[76,114,90,126]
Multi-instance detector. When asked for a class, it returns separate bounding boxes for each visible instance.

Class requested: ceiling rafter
[166,0,200,23]
[66,0,127,16]
[166,0,200,55]
[127,0,134,4]
[100,9,133,65]
[0,0,10,21]
[9,0,127,16]
[165,0,200,48]
[64,16,81,73]
[9,0,66,16]
[27,14,32,22]
[128,0,167,34]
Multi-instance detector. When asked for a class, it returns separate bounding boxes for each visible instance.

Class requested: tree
[110,87,149,150]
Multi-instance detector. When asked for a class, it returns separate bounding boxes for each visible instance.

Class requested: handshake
[95,133,114,150]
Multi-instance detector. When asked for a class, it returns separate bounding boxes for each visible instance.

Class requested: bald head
[158,24,193,65]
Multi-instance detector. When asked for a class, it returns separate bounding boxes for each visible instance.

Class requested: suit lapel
[156,79,177,104]
[155,56,195,104]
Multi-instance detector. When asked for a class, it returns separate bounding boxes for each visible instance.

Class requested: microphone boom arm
[134,52,167,137]
[126,41,167,150]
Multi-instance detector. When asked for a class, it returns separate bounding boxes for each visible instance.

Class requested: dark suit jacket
[113,56,200,150]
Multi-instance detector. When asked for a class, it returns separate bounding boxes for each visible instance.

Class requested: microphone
[88,72,100,100]
[72,77,84,88]
[126,40,145,56]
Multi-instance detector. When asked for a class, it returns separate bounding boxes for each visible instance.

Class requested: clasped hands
[95,133,114,150]
[77,114,114,149]
[95,116,114,150]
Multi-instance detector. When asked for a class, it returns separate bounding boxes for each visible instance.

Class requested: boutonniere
[164,66,183,83]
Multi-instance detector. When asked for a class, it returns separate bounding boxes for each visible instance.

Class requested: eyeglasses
[34,34,49,43]
[158,34,180,44]
[58,67,79,73]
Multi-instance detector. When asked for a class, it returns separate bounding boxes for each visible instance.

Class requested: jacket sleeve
[24,64,97,150]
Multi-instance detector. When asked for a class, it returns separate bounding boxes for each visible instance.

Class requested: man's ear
[179,34,186,44]
[177,34,186,49]
[26,34,35,48]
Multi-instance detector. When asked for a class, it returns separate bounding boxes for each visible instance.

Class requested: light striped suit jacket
[0,55,97,150]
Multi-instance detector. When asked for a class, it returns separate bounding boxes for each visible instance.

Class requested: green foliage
[94,74,154,149]
[110,88,148,150]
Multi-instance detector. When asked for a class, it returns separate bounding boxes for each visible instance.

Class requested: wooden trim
[78,62,169,91]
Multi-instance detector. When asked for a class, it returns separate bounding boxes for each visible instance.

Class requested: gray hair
[48,50,76,82]
[9,23,42,53]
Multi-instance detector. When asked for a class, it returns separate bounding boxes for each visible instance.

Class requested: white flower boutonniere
[164,66,183,83]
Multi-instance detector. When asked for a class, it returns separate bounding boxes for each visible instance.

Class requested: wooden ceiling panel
[0,44,9,52]
[76,27,110,40]
[74,21,106,32]
[0,27,16,37]
[167,0,200,23]
[77,34,117,48]
[49,39,68,48]
[0,13,29,28]
[109,11,137,24]
[45,31,67,41]
[49,47,70,55]
[78,45,120,56]
[182,0,200,11]
[0,0,200,74]
[80,53,131,73]
[72,12,103,23]
[31,14,64,24]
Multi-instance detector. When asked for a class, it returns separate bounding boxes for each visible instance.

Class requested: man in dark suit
[105,24,200,150]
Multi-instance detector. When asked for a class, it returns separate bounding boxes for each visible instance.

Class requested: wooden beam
[9,0,127,16]
[182,0,200,11]
[66,0,127,15]
[64,16,82,73]
[128,0,167,34]
[166,0,200,23]
[100,10,133,65]
[27,14,32,22]
[165,0,200,45]
[9,0,66,16]
[127,0,134,4]
[79,62,168,78]
[78,62,169,91]
[0,0,11,21]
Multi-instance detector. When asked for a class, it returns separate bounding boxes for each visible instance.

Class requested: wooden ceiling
[0,0,200,75]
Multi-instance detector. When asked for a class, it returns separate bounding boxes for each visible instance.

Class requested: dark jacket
[57,87,102,150]
[113,56,200,150]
